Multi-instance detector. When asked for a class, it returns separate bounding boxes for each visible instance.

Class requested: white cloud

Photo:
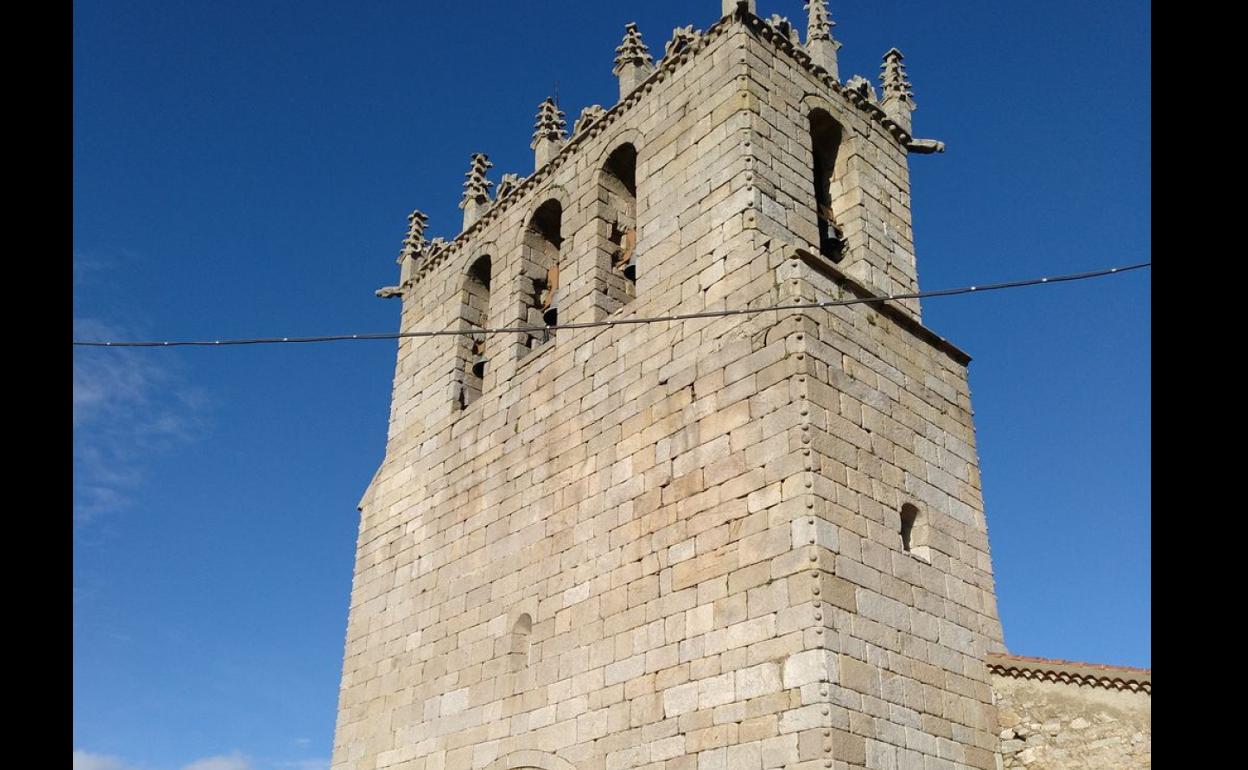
[72,318,185,430]
[73,316,210,524]
[73,749,319,770]
[73,251,108,288]
[180,755,253,770]
[73,750,130,770]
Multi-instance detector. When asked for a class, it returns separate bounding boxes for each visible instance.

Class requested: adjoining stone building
[987,655,1150,769]
[333,3,1150,770]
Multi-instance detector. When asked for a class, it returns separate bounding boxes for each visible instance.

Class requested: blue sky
[73,2,1150,769]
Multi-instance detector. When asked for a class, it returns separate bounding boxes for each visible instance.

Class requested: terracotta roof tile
[986,652,1151,695]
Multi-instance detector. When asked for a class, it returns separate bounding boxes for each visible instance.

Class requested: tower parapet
[381,4,944,305]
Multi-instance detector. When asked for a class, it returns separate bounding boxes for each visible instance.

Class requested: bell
[469,337,487,378]
[622,253,637,282]
[617,227,637,281]
[543,288,561,327]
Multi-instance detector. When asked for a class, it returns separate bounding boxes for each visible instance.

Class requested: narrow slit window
[899,503,930,561]
[900,503,918,552]
[509,613,532,670]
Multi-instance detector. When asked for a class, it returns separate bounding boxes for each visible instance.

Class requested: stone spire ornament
[399,210,428,264]
[573,105,606,136]
[722,0,756,16]
[767,15,800,46]
[664,26,700,59]
[378,210,429,297]
[496,172,522,200]
[804,0,842,80]
[612,23,655,100]
[880,48,917,134]
[459,153,494,230]
[531,97,567,171]
[845,75,878,102]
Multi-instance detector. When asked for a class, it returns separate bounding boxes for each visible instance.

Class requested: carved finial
[880,48,916,133]
[459,153,494,230]
[723,1,756,16]
[398,210,428,264]
[531,97,567,170]
[406,209,428,241]
[805,0,835,42]
[664,26,701,59]
[391,209,429,291]
[804,0,842,80]
[532,96,566,144]
[881,49,914,101]
[460,153,493,204]
[613,23,656,100]
[532,97,568,146]
[573,105,606,136]
[767,15,800,45]
[845,75,878,102]
[613,23,654,74]
[496,173,522,200]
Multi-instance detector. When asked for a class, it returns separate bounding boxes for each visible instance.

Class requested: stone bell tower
[335,3,1005,770]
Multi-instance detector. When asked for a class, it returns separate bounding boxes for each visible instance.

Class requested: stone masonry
[335,4,1013,770]
[987,655,1151,769]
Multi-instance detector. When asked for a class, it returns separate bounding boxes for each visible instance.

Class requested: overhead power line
[72,262,1150,349]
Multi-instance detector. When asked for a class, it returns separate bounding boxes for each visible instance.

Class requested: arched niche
[455,253,492,409]
[485,751,578,770]
[594,142,639,315]
[808,107,851,262]
[518,199,564,355]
